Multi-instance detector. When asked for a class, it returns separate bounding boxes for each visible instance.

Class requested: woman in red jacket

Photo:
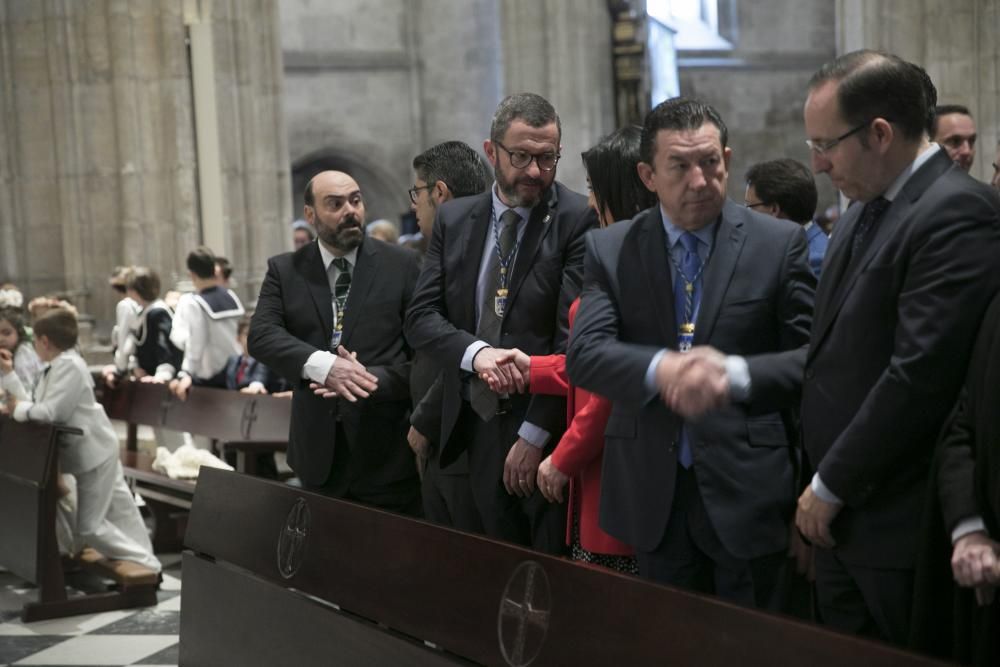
[491,126,655,573]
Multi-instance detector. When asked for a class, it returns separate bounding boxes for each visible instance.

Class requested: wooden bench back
[0,417,77,587]
[183,469,946,667]
[97,379,291,446]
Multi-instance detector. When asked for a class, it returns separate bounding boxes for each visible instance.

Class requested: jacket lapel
[694,202,746,344]
[507,188,557,309]
[809,150,955,358]
[341,238,377,349]
[300,243,333,338]
[637,208,679,347]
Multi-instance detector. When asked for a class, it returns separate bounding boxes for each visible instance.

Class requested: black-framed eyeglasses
[805,120,872,156]
[408,185,432,204]
[495,141,560,171]
[744,201,769,209]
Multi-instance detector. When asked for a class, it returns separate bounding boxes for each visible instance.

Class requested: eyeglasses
[495,141,560,171]
[408,185,432,204]
[744,201,768,209]
[805,121,872,156]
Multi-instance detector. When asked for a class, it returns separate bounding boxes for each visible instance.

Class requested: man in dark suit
[567,98,816,609]
[795,50,1000,645]
[249,170,421,514]
[406,140,490,532]
[405,93,596,553]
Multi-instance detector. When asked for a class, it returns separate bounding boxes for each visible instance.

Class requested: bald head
[304,170,366,253]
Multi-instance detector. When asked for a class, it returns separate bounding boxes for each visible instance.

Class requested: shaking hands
[474,347,530,394]
[655,346,730,418]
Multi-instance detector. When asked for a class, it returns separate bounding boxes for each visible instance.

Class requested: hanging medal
[670,248,709,354]
[492,209,522,319]
[330,310,344,348]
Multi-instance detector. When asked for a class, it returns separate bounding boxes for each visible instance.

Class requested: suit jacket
[404,183,597,466]
[801,150,1000,569]
[224,353,270,391]
[530,299,632,556]
[5,350,119,475]
[248,238,419,500]
[805,222,828,278]
[568,201,815,559]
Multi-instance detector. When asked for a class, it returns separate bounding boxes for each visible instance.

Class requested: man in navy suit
[745,158,827,277]
[568,98,816,609]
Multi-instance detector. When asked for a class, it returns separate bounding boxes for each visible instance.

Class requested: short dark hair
[931,104,973,137]
[640,98,729,166]
[490,93,561,144]
[413,141,490,199]
[745,159,819,224]
[215,256,232,280]
[186,246,217,279]
[109,266,133,294]
[583,125,657,223]
[126,267,161,303]
[33,308,78,351]
[809,50,928,143]
[0,306,29,346]
[303,176,316,208]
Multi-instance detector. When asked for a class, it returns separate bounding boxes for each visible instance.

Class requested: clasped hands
[311,345,378,402]
[655,346,730,418]
[951,532,1000,606]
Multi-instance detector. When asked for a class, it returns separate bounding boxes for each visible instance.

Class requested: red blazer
[530,299,632,556]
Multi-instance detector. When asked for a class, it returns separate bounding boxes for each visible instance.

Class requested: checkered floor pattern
[0,554,182,667]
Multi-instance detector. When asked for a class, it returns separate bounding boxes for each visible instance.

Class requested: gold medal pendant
[678,322,695,353]
[494,288,508,318]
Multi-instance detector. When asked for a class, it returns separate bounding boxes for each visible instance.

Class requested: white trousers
[74,457,161,572]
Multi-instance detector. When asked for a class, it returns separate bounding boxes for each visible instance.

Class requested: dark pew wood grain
[181,468,948,667]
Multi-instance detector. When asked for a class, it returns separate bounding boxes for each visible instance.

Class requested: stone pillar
[500,0,616,193]
[0,0,289,337]
[837,0,1000,184]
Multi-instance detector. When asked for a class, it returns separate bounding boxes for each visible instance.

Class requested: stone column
[0,0,289,340]
[837,0,1000,184]
[500,0,616,193]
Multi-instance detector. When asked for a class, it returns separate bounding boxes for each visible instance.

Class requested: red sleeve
[529,355,568,396]
[550,392,612,477]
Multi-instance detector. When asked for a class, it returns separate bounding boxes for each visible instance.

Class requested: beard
[494,164,548,208]
[318,212,364,252]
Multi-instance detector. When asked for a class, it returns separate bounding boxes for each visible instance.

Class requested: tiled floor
[0,554,182,667]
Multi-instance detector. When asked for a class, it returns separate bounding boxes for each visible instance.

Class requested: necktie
[850,197,890,261]
[470,209,521,421]
[330,257,351,348]
[235,356,249,386]
[673,232,702,469]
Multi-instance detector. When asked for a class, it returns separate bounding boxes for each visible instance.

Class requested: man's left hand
[795,485,840,549]
[503,437,543,498]
[171,375,193,401]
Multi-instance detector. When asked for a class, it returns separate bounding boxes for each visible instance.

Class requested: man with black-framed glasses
[797,49,1000,647]
[405,93,597,554]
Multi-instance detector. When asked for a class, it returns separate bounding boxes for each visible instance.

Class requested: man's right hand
[312,345,378,402]
[407,426,430,458]
[473,347,527,393]
[487,349,531,394]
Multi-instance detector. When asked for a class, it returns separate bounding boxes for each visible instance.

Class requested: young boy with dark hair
[0,308,160,574]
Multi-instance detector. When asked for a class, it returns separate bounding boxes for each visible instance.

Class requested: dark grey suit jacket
[248,238,419,501]
[568,200,815,559]
[405,183,597,466]
[801,150,1000,569]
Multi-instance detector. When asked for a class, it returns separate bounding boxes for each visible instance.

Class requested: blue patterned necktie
[673,232,702,469]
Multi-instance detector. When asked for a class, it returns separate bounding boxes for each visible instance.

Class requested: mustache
[339,216,362,229]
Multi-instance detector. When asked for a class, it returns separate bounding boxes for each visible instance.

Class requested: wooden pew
[0,416,157,622]
[180,468,948,667]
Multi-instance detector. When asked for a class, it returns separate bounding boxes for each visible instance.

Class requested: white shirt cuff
[247,381,266,393]
[725,355,751,402]
[518,422,550,449]
[952,516,988,544]
[303,350,336,384]
[811,473,843,505]
[461,341,491,373]
[645,349,668,393]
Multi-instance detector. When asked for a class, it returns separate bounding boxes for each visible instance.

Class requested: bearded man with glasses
[405,93,597,553]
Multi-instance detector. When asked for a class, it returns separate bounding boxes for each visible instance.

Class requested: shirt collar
[882,143,941,202]
[317,240,359,271]
[491,184,534,224]
[659,204,718,249]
